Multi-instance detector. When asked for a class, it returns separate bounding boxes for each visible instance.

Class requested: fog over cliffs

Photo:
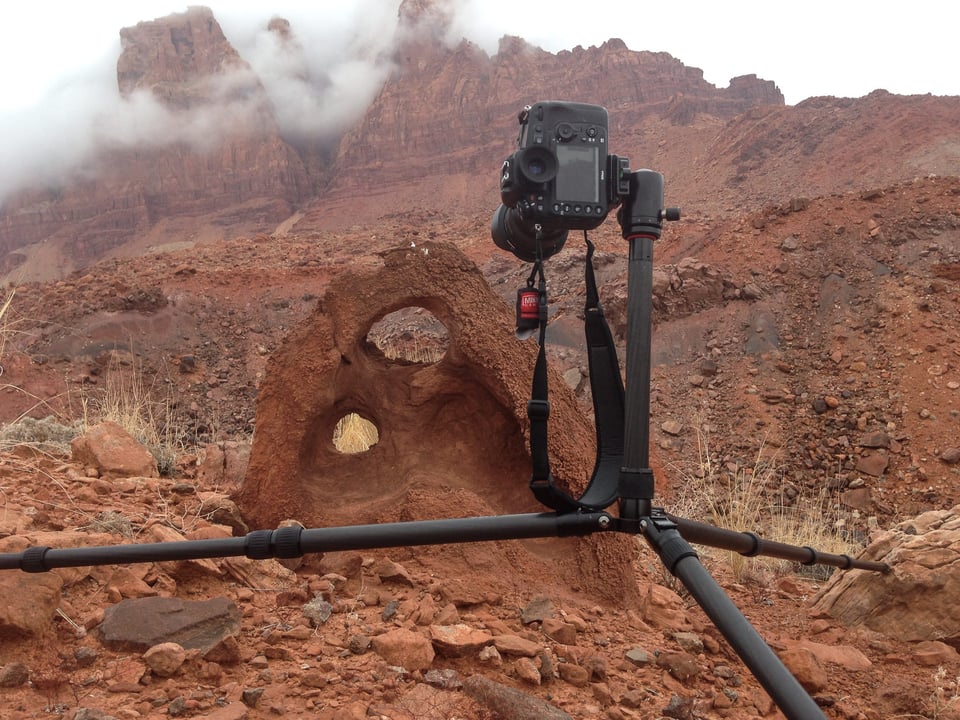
[0,3,404,205]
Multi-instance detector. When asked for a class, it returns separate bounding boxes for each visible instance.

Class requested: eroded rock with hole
[236,242,637,604]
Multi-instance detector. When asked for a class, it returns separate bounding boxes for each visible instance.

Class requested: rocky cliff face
[315,7,783,200]
[2,3,957,281]
[0,7,314,279]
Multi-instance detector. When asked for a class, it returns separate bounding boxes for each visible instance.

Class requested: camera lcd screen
[555,145,599,203]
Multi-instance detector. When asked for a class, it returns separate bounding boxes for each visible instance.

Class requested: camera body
[492,101,630,261]
[500,101,624,229]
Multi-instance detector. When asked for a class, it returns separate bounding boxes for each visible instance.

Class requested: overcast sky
[0,1,956,201]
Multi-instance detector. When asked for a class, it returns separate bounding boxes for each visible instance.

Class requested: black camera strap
[528,236,625,513]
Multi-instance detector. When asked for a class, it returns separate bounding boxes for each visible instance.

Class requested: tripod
[0,171,888,720]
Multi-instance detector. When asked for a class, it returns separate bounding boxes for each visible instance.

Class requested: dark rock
[663,694,697,719]
[520,596,555,624]
[303,597,333,627]
[0,662,30,687]
[95,596,241,653]
[463,675,573,720]
[941,448,960,464]
[242,688,264,707]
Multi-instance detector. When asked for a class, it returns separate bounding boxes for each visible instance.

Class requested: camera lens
[491,205,567,263]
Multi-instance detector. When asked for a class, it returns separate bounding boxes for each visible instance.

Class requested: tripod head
[618,168,681,241]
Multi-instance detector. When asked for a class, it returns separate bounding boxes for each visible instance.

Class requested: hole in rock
[366,307,449,364]
[332,413,380,454]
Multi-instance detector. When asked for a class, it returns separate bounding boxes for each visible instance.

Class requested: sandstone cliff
[1,3,958,282]
[298,5,783,229]
[0,7,314,279]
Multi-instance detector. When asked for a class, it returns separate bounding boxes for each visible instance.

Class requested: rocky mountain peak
[117,6,247,103]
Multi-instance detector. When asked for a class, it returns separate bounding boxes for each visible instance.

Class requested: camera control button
[587,126,597,137]
[574,205,582,213]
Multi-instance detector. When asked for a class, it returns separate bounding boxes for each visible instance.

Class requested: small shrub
[0,416,79,453]
[669,422,858,581]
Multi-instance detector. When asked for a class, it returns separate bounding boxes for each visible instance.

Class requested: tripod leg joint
[641,512,699,576]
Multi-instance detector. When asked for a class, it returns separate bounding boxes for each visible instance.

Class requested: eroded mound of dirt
[236,241,637,606]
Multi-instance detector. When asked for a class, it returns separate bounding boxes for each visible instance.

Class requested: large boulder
[71,421,158,479]
[813,505,960,642]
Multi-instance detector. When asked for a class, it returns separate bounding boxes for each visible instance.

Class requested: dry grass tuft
[81,352,188,475]
[669,421,859,582]
[0,286,14,362]
[332,413,379,454]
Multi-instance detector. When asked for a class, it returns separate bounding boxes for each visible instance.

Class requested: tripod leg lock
[642,513,699,576]
[245,526,305,560]
[20,545,51,573]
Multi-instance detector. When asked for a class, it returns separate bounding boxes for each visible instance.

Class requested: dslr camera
[491,101,630,262]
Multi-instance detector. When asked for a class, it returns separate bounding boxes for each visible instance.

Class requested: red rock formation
[0,7,313,277]
[318,15,783,198]
[2,2,956,280]
[236,241,639,605]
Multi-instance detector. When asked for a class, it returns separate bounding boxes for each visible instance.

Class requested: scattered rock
[855,451,889,477]
[557,661,589,687]
[661,420,684,436]
[493,634,541,657]
[143,642,187,677]
[656,651,701,682]
[370,628,435,671]
[0,662,30,687]
[373,558,414,586]
[520,595,555,624]
[541,617,577,645]
[463,675,573,719]
[625,647,653,666]
[303,597,333,627]
[777,646,827,693]
[96,596,241,653]
[70,421,159,479]
[428,623,493,658]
